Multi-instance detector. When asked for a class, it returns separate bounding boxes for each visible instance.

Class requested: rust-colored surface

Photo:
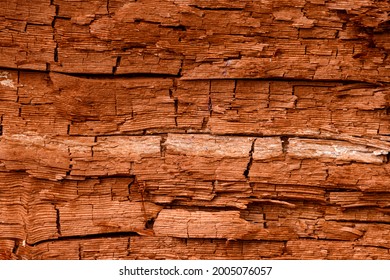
[0,0,389,259]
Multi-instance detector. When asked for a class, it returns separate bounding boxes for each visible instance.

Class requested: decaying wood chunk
[288,138,388,163]
[0,0,390,260]
[153,209,267,240]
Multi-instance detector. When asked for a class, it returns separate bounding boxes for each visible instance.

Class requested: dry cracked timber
[0,0,390,259]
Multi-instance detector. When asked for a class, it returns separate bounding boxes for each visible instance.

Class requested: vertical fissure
[12,240,20,255]
[126,237,131,256]
[201,117,209,130]
[169,81,179,127]
[112,56,121,74]
[208,81,213,117]
[0,115,3,136]
[266,82,271,108]
[233,79,237,100]
[243,138,256,179]
[174,98,178,126]
[66,147,72,176]
[55,206,61,236]
[281,136,289,154]
[127,176,135,202]
[177,59,184,77]
[78,244,83,260]
[160,134,167,157]
[106,0,110,16]
[51,2,59,63]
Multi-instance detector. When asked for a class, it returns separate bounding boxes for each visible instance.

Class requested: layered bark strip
[0,0,389,260]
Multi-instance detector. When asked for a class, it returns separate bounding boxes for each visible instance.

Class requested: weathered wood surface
[0,0,390,259]
[1,0,390,82]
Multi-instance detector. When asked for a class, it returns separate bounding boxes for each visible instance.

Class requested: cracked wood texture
[0,0,390,260]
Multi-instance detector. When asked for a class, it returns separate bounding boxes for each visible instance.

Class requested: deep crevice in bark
[55,206,61,235]
[174,98,178,126]
[27,231,141,247]
[12,240,20,255]
[281,136,289,154]
[112,56,121,74]
[160,134,167,157]
[144,218,155,229]
[0,66,388,86]
[243,139,256,179]
[51,4,59,63]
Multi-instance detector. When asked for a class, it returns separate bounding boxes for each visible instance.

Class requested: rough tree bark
[0,0,389,259]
